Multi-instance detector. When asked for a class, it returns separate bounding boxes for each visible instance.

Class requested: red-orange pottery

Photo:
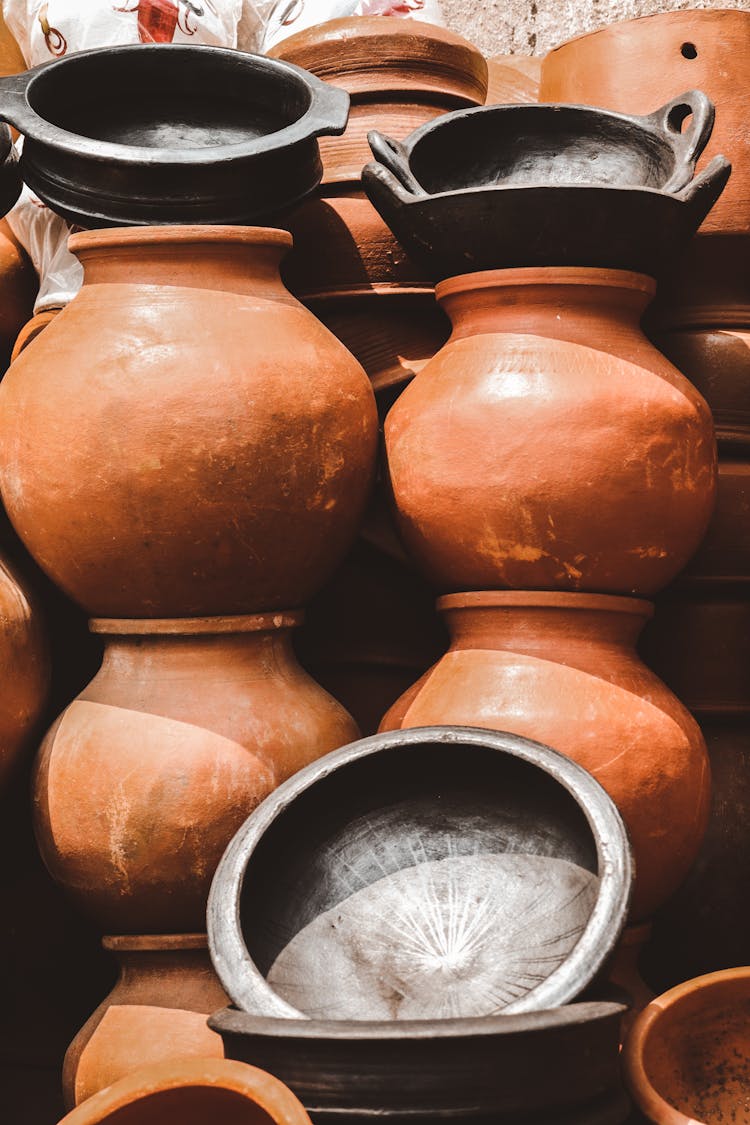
[381,591,710,922]
[0,226,377,618]
[485,54,541,105]
[0,217,37,371]
[384,267,717,596]
[33,613,358,933]
[57,1057,313,1124]
[623,967,750,1125]
[64,935,226,1108]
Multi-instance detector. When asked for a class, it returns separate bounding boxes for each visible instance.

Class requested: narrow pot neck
[70,226,294,298]
[438,592,652,657]
[436,267,656,344]
[89,613,303,680]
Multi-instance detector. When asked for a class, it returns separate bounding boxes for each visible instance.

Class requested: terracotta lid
[269,17,488,105]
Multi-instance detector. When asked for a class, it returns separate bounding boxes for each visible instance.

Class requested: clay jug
[381,591,710,923]
[0,226,378,618]
[57,1057,313,1124]
[271,18,487,400]
[384,267,716,597]
[63,935,226,1108]
[33,613,359,934]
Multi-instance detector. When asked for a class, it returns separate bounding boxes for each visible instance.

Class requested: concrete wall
[441,0,748,59]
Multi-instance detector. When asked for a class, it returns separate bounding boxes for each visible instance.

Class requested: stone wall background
[441,0,748,59]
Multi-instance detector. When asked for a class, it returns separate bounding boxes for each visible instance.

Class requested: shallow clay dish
[623,967,750,1125]
[208,727,632,1021]
[0,44,349,226]
[211,1002,630,1123]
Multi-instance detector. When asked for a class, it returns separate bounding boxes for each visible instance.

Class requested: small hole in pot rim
[681,42,698,59]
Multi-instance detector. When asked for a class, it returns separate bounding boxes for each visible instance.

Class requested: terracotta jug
[271,18,487,400]
[381,591,710,923]
[0,226,377,618]
[33,613,359,934]
[64,935,226,1108]
[57,1057,313,1124]
[384,267,716,597]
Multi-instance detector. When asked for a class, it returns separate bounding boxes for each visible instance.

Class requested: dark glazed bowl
[0,124,20,218]
[211,1002,631,1123]
[0,44,349,227]
[362,93,731,278]
[208,727,632,1022]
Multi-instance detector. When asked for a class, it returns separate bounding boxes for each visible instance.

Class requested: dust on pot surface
[210,1002,630,1123]
[0,226,377,618]
[623,967,750,1125]
[208,726,632,1022]
[0,44,349,226]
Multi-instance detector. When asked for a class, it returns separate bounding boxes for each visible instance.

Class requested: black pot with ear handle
[0,43,350,227]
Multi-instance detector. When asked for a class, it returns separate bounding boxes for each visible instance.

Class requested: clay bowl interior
[26,47,311,150]
[216,729,631,1022]
[625,968,750,1125]
[404,104,687,193]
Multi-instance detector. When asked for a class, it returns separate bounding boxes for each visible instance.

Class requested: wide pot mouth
[438,591,654,619]
[17,45,331,165]
[435,266,657,303]
[69,225,293,255]
[89,612,304,637]
[103,934,209,953]
[623,967,750,1125]
[208,726,632,1024]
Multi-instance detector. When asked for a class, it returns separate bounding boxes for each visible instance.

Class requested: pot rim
[1,44,348,167]
[623,965,750,1125]
[208,725,633,1020]
[437,592,654,616]
[209,998,627,1040]
[89,612,304,636]
[68,225,294,255]
[434,267,657,301]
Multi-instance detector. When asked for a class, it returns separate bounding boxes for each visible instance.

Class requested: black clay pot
[208,727,632,1022]
[0,125,20,218]
[0,44,349,227]
[210,1002,630,1123]
[362,93,730,279]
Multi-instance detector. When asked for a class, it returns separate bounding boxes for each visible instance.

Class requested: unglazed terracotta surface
[384,267,717,596]
[540,9,750,236]
[485,54,541,104]
[0,217,37,372]
[57,1056,313,1124]
[33,614,358,933]
[381,592,710,921]
[0,226,377,617]
[623,967,750,1125]
[0,545,49,789]
[64,935,227,1108]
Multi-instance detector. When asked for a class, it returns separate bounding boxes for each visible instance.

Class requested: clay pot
[384,267,716,597]
[380,592,710,922]
[270,19,486,400]
[64,935,226,1108]
[485,54,541,105]
[0,218,37,371]
[33,613,359,934]
[10,307,61,364]
[0,545,50,789]
[539,9,750,237]
[623,967,750,1125]
[57,1057,313,1124]
[0,226,377,618]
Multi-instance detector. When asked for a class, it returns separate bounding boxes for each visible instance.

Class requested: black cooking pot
[362,92,731,278]
[0,44,350,227]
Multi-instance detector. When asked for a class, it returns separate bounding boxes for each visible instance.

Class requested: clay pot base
[624,968,750,1124]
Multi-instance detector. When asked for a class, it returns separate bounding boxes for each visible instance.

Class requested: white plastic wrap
[2,0,444,315]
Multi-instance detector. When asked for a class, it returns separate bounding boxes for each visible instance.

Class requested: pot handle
[675,153,732,227]
[308,78,350,138]
[367,131,423,196]
[361,159,415,228]
[645,90,715,192]
[0,69,36,134]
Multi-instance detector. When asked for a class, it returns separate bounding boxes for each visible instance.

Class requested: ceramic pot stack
[540,7,750,987]
[0,45,379,1107]
[362,88,730,983]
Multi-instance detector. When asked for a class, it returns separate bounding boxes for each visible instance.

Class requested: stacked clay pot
[541,8,750,984]
[0,225,378,1104]
[379,266,715,931]
[270,16,488,403]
